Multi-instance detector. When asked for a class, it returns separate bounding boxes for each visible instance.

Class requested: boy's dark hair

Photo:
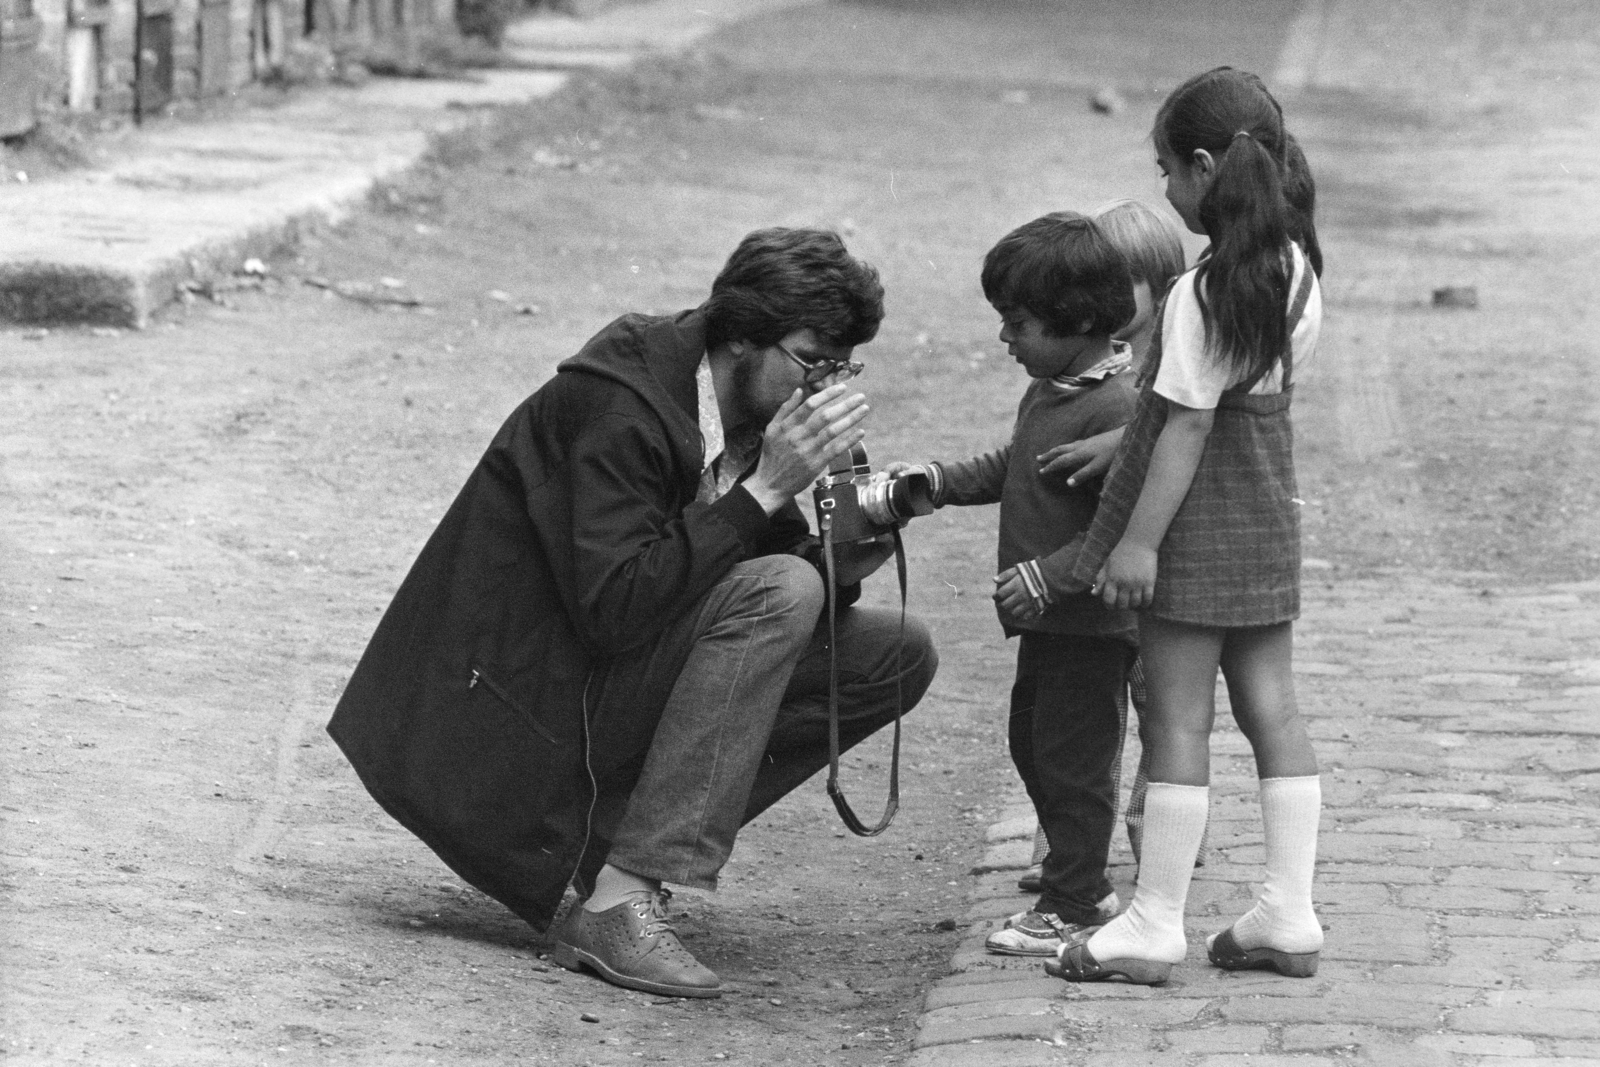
[702,228,885,350]
[981,212,1135,338]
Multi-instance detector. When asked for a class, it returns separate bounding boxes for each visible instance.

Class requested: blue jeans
[1010,631,1133,924]
[592,554,937,891]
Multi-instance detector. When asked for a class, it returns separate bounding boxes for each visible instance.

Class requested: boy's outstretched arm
[1096,402,1212,611]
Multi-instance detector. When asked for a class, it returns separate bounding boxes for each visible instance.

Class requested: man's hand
[742,382,869,515]
[829,532,897,586]
[1095,542,1157,610]
[1038,426,1125,487]
[993,566,1042,622]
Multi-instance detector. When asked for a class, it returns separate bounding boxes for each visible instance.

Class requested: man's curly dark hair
[703,228,885,350]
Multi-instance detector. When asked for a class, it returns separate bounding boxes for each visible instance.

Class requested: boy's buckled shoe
[986,910,1101,956]
[550,889,722,998]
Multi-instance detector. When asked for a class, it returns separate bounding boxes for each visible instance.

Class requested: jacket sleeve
[556,412,771,652]
[932,444,1010,507]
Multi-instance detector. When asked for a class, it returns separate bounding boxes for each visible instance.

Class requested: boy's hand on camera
[744,384,869,514]
[1095,543,1157,610]
[881,461,922,478]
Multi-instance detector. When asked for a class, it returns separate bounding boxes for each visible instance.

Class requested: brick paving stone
[1449,1008,1600,1040]
[1081,1023,1162,1052]
[1480,826,1595,843]
[1555,1041,1600,1057]
[1279,1023,1395,1051]
[1377,792,1496,810]
[1399,885,1530,912]
[1553,941,1600,962]
[913,1013,1061,1049]
[938,967,1064,989]
[986,815,1038,842]
[1340,815,1464,837]
[1313,881,1395,909]
[947,950,1051,973]
[925,978,1066,1011]
[1441,915,1579,938]
[1318,861,1434,884]
[1221,991,1458,1027]
[1081,1054,1190,1067]
[1415,1033,1544,1055]
[1357,1044,1454,1067]
[1540,890,1600,915]
[1445,868,1576,891]
[1426,841,1563,865]
[967,897,1029,921]
[1198,1056,1344,1067]
[1318,910,1434,963]
[1059,999,1206,1029]
[1317,832,1433,860]
[906,1041,1069,1067]
[1161,1025,1271,1053]
[972,840,1034,874]
[921,998,1059,1025]
[1445,936,1561,964]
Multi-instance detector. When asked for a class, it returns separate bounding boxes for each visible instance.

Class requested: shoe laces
[629,887,676,940]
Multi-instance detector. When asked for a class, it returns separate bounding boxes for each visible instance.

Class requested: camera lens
[886,471,935,521]
[857,477,894,527]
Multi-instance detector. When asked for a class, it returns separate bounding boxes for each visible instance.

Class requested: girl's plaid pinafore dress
[1072,264,1316,628]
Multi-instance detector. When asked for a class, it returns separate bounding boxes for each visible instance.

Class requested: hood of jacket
[555,307,711,478]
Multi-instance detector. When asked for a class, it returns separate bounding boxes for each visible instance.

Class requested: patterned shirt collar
[1049,340,1133,395]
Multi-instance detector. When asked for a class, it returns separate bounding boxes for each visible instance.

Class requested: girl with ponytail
[1047,67,1326,985]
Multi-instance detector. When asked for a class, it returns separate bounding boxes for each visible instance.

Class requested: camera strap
[817,511,905,837]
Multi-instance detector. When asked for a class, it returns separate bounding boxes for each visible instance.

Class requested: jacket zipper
[468,666,559,745]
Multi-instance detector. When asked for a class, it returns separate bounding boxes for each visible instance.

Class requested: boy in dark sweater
[894,212,1139,955]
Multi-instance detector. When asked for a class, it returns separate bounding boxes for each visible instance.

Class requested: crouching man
[328,228,938,999]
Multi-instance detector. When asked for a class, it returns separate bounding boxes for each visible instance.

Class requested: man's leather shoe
[550,889,722,998]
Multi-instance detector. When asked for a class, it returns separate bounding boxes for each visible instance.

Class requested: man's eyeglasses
[774,341,864,384]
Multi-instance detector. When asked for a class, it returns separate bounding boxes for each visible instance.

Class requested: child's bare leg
[1212,622,1323,970]
[1220,622,1316,779]
[1074,618,1218,972]
[1138,617,1223,785]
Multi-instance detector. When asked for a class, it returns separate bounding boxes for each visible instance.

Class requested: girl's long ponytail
[1157,67,1312,384]
[1195,131,1291,381]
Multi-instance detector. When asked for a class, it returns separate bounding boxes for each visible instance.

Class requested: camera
[812,445,935,543]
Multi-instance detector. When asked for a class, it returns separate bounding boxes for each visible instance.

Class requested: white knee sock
[1085,783,1208,965]
[1226,775,1323,954]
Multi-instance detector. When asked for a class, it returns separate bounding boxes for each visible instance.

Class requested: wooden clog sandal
[1044,941,1172,985]
[1207,926,1319,978]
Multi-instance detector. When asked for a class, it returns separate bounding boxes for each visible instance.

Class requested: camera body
[812,444,935,542]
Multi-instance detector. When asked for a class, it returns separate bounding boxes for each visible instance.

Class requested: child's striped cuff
[922,462,945,506]
[1016,558,1051,613]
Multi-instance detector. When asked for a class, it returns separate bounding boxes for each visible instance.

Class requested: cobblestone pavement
[912,572,1600,1065]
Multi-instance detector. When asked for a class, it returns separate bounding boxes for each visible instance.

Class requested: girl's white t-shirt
[1152,243,1322,410]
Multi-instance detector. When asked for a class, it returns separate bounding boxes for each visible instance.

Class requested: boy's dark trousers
[1009,631,1135,925]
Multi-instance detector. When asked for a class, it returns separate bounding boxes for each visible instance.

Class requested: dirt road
[4,1,1598,1064]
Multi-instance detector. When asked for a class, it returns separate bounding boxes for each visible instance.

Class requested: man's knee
[899,615,939,707]
[724,554,826,630]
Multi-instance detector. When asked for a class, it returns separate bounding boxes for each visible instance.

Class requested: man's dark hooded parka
[328,309,846,932]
